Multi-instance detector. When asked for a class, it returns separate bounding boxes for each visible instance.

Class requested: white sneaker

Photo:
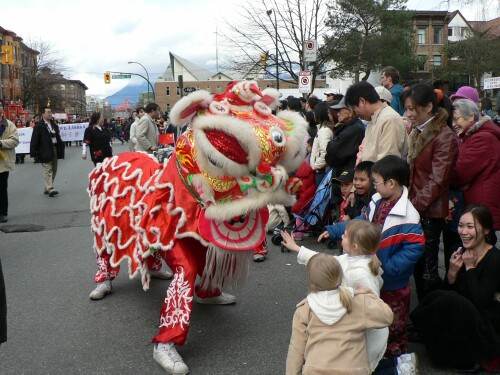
[195,292,237,305]
[253,254,266,262]
[397,362,416,375]
[153,342,189,375]
[150,269,173,280]
[89,280,112,300]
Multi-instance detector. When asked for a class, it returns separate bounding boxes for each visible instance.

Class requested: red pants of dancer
[93,250,163,283]
[381,284,411,357]
[152,237,225,346]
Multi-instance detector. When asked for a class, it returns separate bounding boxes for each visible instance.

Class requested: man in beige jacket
[0,99,20,223]
[136,102,161,153]
[345,81,408,163]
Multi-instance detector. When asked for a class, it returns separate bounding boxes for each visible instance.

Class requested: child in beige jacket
[286,254,393,375]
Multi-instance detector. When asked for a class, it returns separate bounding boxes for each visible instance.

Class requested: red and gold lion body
[89,81,307,345]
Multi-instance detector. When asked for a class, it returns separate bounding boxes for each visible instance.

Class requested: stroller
[271,168,339,251]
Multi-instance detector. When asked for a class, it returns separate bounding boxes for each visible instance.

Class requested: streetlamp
[266,9,279,91]
[128,61,155,102]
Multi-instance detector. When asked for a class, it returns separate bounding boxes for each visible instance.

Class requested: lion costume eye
[270,128,286,147]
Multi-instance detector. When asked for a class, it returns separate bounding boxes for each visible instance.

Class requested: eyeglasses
[373,180,387,187]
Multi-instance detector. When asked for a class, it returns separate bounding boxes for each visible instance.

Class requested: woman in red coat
[451,99,500,230]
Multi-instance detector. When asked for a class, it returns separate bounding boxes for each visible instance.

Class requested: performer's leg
[90,251,120,300]
[153,237,206,345]
[147,251,173,279]
[253,237,268,262]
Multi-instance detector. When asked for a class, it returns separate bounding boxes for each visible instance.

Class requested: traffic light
[104,71,111,84]
[1,45,13,65]
[261,52,267,68]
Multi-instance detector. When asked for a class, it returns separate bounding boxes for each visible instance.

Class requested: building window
[448,27,453,37]
[166,104,170,113]
[418,28,426,44]
[432,55,442,66]
[176,86,180,96]
[166,87,170,96]
[433,27,442,44]
[417,56,427,71]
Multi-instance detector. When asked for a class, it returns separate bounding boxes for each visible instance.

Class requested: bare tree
[21,38,67,113]
[219,0,350,88]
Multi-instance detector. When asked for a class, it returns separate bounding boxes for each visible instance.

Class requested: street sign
[303,39,317,62]
[111,74,131,79]
[183,87,196,93]
[483,77,500,90]
[299,71,312,94]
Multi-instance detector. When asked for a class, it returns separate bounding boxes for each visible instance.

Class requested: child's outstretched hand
[280,231,301,253]
[318,231,330,242]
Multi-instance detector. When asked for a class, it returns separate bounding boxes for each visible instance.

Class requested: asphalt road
[0,143,468,374]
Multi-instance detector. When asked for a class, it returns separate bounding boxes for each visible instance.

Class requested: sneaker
[195,292,237,305]
[153,342,189,375]
[397,362,416,375]
[89,280,112,300]
[253,254,266,262]
[48,190,59,197]
[0,215,7,223]
[150,269,173,280]
[44,190,49,195]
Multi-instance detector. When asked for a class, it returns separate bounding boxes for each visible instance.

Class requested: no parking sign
[299,71,312,94]
[303,39,317,62]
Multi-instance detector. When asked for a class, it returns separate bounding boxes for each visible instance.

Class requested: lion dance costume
[88,81,307,372]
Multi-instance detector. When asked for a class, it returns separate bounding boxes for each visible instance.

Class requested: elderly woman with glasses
[451,99,500,231]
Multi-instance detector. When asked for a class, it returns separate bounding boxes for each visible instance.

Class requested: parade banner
[15,123,88,154]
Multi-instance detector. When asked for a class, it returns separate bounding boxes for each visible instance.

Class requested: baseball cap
[332,170,354,182]
[375,86,393,104]
[324,92,335,96]
[330,97,348,110]
[450,86,479,103]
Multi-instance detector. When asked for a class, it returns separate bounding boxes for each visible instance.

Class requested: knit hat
[450,86,479,103]
[375,86,393,104]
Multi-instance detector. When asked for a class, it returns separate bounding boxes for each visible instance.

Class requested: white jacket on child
[298,248,389,372]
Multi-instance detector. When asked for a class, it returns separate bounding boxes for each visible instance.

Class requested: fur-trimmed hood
[464,115,491,137]
[407,108,448,164]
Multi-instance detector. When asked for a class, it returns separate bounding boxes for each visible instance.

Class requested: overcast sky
[2,0,496,99]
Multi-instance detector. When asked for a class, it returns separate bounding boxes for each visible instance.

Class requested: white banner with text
[15,123,88,154]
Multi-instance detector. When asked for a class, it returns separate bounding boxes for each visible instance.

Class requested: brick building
[0,26,38,109]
